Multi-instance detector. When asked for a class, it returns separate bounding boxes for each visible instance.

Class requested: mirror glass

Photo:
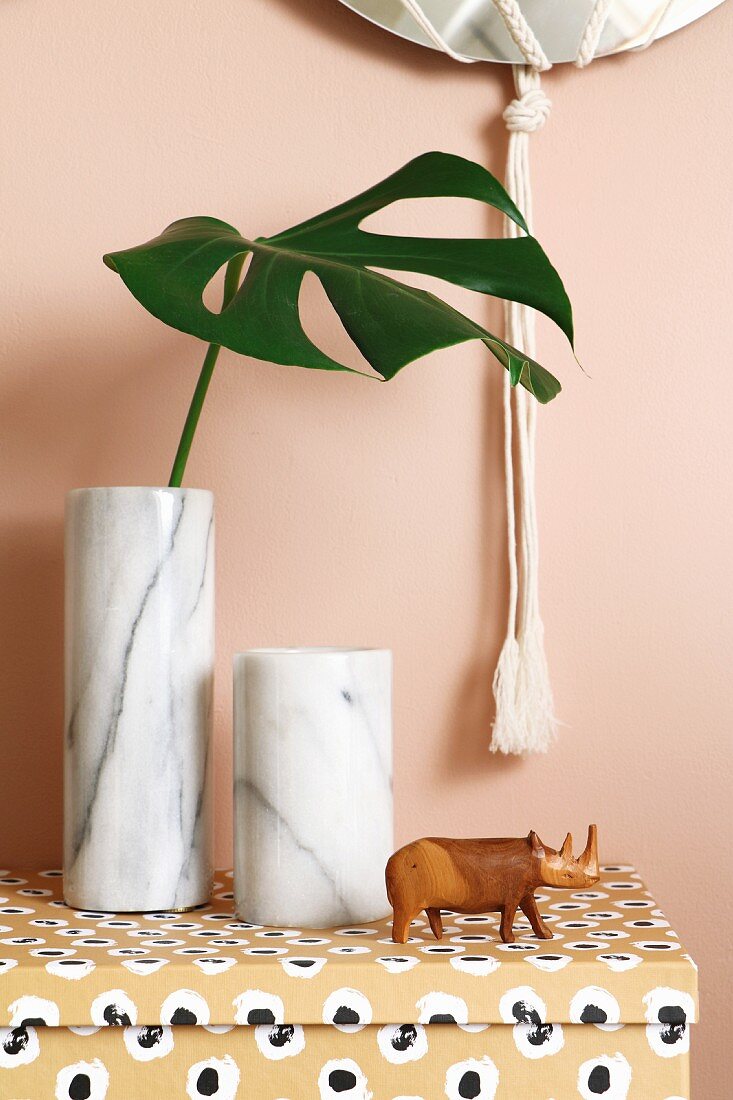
[338,0,724,64]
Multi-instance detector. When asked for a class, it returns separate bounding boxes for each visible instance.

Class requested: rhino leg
[500,900,518,943]
[425,907,443,940]
[520,893,553,940]
[391,907,416,944]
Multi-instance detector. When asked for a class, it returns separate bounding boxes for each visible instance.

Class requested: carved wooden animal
[386,825,599,943]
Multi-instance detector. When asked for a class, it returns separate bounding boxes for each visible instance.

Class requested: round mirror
[338,0,725,65]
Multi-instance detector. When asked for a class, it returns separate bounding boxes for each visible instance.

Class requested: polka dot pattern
[0,867,695,1099]
[0,867,696,1028]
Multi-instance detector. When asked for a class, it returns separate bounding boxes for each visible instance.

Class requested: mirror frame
[337,0,726,65]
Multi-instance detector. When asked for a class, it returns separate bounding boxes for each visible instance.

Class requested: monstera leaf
[104,152,575,484]
[105,152,572,398]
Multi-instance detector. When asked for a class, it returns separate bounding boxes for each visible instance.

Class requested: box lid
[0,866,697,1028]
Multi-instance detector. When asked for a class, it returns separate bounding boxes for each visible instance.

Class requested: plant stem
[168,254,245,488]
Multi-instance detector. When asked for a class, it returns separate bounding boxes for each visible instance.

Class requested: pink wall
[1,0,731,1091]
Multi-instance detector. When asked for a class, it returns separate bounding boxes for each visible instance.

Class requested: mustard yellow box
[0,866,697,1099]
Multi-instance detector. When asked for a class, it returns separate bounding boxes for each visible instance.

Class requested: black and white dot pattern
[233,990,284,1026]
[185,1054,239,1098]
[318,1057,370,1098]
[416,991,468,1025]
[377,1022,429,1063]
[0,1022,41,1068]
[444,1056,500,1099]
[254,1022,306,1060]
[0,867,696,1095]
[569,986,621,1027]
[643,986,694,1057]
[322,988,372,1031]
[499,985,565,1059]
[577,1051,632,1099]
[54,1057,110,1099]
[123,1024,174,1062]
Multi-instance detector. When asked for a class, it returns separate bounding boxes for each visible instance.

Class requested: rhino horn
[578,824,599,876]
[560,832,573,861]
[529,830,546,858]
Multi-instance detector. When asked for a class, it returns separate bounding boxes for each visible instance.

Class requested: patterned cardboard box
[0,866,697,1098]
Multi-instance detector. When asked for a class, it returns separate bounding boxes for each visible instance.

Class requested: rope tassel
[392,0,562,753]
[391,0,674,754]
[491,66,557,755]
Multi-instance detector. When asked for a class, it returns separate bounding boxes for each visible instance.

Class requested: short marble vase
[234,647,393,927]
[64,487,214,912]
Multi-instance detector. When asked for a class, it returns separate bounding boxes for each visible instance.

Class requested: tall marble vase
[64,487,214,912]
[234,648,393,927]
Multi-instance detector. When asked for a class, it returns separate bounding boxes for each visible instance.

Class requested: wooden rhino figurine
[386,824,599,944]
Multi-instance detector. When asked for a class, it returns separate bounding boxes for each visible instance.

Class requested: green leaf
[104,151,572,403]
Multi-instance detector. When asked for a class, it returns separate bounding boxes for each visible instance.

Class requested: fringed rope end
[515,614,557,753]
[491,635,522,753]
[491,617,557,754]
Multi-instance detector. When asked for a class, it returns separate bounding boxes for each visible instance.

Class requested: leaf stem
[168,254,245,488]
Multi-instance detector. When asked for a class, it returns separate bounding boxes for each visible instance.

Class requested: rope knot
[503,88,551,133]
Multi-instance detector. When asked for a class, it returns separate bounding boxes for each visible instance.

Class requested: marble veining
[234,648,393,927]
[64,487,214,912]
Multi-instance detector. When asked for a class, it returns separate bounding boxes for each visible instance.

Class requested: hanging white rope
[392,0,628,753]
[577,0,678,66]
[491,65,555,754]
[396,0,477,61]
[491,0,551,70]
[396,0,550,69]
[575,0,614,67]
[395,0,672,70]
[490,0,675,749]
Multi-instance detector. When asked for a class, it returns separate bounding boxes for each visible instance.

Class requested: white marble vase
[234,648,393,927]
[64,487,214,912]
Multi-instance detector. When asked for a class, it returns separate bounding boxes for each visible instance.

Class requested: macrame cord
[492,65,554,754]
[395,0,669,752]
